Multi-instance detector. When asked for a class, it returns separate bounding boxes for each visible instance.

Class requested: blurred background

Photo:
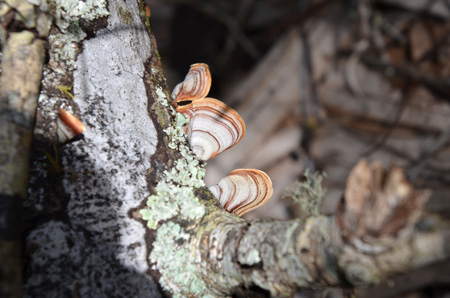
[146,0,450,296]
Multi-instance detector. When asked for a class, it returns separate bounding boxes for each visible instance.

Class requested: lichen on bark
[50,0,109,67]
[25,0,161,296]
[141,79,223,297]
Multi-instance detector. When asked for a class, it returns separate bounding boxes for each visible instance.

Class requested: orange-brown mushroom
[209,169,273,215]
[172,63,211,105]
[57,108,86,143]
[177,98,245,161]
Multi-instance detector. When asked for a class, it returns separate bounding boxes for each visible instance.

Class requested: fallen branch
[194,160,449,297]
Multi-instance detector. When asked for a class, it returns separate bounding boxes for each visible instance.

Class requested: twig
[361,86,411,157]
[358,0,371,39]
[344,40,370,102]
[299,25,322,121]
[218,0,255,67]
[408,128,450,182]
[342,125,450,185]
[361,53,450,99]
[169,0,260,59]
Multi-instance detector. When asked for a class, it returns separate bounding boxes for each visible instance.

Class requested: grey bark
[23,1,160,297]
[6,0,450,298]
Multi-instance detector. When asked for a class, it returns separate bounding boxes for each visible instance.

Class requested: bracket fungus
[173,63,245,161]
[172,63,211,105]
[57,108,86,143]
[209,169,273,215]
[177,98,245,161]
[172,63,273,215]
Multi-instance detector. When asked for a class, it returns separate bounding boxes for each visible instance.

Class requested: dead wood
[3,0,449,297]
[198,160,449,297]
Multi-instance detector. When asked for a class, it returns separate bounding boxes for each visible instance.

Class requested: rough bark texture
[23,1,160,297]
[197,161,450,297]
[8,0,450,297]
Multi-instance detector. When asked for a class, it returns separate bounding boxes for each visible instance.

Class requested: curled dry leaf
[172,63,211,105]
[57,108,86,143]
[338,159,431,244]
[209,169,273,215]
[177,98,246,161]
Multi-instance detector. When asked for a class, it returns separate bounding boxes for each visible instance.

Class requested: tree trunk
[22,0,161,297]
[1,1,447,297]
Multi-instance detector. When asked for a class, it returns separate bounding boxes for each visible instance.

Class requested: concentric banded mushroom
[177,98,246,161]
[172,63,211,105]
[172,63,273,215]
[57,108,86,143]
[209,169,273,215]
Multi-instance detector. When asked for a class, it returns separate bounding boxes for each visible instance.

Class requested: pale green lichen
[282,169,327,216]
[140,119,206,229]
[141,167,205,230]
[155,86,170,107]
[161,94,190,150]
[141,86,216,296]
[150,222,216,298]
[238,248,261,266]
[50,0,109,67]
[164,126,184,149]
[53,0,109,26]
[175,112,189,127]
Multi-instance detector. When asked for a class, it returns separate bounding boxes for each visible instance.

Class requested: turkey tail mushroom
[209,169,273,215]
[172,63,211,105]
[177,98,245,161]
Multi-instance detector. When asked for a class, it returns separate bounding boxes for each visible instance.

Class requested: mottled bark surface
[7,0,450,297]
[23,1,161,297]
[197,161,450,297]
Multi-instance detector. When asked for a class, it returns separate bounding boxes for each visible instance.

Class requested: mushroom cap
[177,98,246,161]
[209,169,273,215]
[57,108,86,143]
[172,63,211,105]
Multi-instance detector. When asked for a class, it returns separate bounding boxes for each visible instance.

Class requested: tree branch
[0,2,49,297]
[196,161,450,297]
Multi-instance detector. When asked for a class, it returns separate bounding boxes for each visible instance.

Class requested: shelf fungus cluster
[172,63,273,215]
